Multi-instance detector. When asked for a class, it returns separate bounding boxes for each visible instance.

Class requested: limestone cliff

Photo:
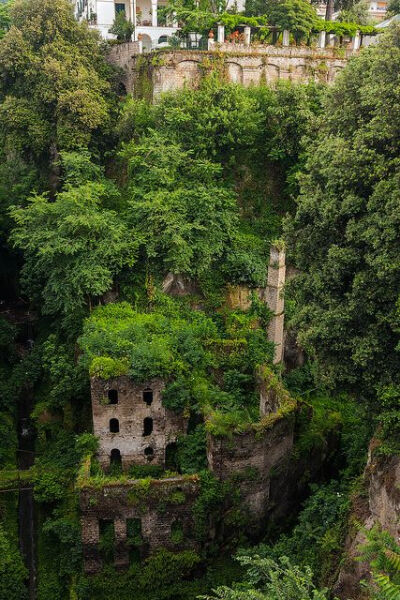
[335,444,400,599]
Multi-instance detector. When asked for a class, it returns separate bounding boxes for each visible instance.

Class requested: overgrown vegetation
[0,0,399,598]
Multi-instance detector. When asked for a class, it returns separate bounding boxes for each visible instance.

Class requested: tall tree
[9,153,137,322]
[285,26,400,398]
[0,0,115,209]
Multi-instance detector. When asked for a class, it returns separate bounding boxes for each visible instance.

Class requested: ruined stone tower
[265,245,285,364]
[91,376,188,471]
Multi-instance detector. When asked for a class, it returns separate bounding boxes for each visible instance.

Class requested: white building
[75,0,244,49]
[75,0,177,49]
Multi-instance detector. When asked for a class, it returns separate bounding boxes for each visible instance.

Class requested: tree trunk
[325,0,335,21]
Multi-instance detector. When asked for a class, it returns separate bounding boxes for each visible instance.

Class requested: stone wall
[91,376,188,470]
[111,47,349,98]
[80,476,200,573]
[207,416,294,534]
[223,245,286,364]
[107,41,143,93]
[334,449,400,599]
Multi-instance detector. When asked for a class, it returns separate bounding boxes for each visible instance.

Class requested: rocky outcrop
[334,446,400,599]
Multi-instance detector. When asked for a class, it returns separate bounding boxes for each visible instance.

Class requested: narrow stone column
[328,33,335,47]
[244,25,251,45]
[151,0,157,27]
[208,37,215,50]
[318,30,326,48]
[266,245,285,364]
[282,30,290,46]
[352,30,361,51]
[217,23,225,43]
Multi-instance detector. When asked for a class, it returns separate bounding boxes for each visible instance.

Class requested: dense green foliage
[203,555,332,600]
[266,0,320,40]
[0,524,28,600]
[80,296,273,420]
[285,26,400,400]
[109,10,134,42]
[0,0,116,229]
[10,152,137,321]
[0,0,399,598]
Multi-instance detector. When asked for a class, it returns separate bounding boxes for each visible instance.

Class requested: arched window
[143,389,153,406]
[144,446,154,461]
[109,418,119,433]
[110,448,121,467]
[143,417,153,437]
[108,389,118,404]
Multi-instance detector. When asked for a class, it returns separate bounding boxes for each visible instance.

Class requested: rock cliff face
[335,447,400,599]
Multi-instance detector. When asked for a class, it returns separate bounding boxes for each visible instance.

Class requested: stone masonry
[91,376,188,470]
[80,476,200,573]
[265,246,285,364]
[223,245,286,364]
[108,46,350,99]
[206,417,294,535]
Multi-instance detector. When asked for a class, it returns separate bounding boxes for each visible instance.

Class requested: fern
[373,573,400,600]
[385,549,400,574]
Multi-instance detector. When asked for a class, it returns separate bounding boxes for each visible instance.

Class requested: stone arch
[165,442,178,471]
[226,61,243,84]
[110,448,122,467]
[294,64,307,81]
[144,446,154,461]
[140,34,152,52]
[176,60,201,89]
[143,388,153,406]
[108,389,118,404]
[170,519,184,543]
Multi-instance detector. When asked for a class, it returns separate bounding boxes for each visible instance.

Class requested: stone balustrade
[208,24,365,53]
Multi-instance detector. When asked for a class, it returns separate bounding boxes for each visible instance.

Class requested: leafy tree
[202,555,333,600]
[121,132,239,279]
[0,0,115,220]
[266,0,320,41]
[109,10,134,42]
[0,525,28,600]
[9,153,137,319]
[337,0,371,24]
[387,0,400,15]
[0,0,12,39]
[284,25,400,397]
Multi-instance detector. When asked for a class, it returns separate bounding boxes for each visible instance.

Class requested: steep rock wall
[335,449,400,599]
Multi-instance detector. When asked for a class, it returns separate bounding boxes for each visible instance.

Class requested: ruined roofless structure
[90,245,285,472]
[91,377,188,471]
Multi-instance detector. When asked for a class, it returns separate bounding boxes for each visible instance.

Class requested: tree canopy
[10,152,137,320]
[0,0,116,226]
[285,25,400,397]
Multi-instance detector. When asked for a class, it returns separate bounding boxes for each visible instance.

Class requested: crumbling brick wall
[80,476,200,573]
[207,416,294,535]
[91,376,188,470]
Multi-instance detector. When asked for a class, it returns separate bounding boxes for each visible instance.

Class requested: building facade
[74,0,244,48]
[91,376,188,470]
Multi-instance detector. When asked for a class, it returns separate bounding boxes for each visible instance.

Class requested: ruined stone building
[81,245,293,572]
[91,376,188,470]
